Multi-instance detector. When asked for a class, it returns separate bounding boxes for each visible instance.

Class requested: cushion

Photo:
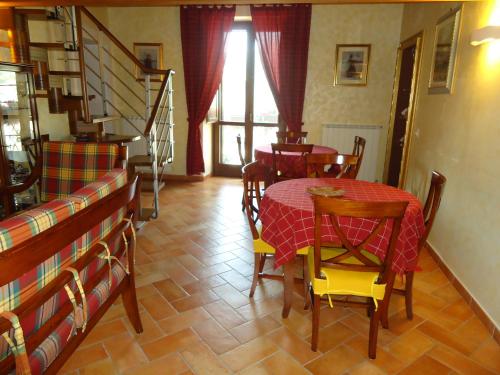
[308,247,386,309]
[253,224,309,255]
[65,169,128,211]
[41,142,119,202]
[24,259,127,373]
[0,200,76,253]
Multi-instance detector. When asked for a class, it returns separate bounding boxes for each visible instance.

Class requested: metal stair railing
[77,6,175,219]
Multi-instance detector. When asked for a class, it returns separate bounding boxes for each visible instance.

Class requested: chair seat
[254,225,309,255]
[308,248,386,308]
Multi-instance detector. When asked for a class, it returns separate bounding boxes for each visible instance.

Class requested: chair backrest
[276,131,308,144]
[242,161,272,239]
[306,153,337,178]
[351,136,366,178]
[271,143,314,180]
[41,141,125,201]
[420,170,446,245]
[335,154,360,179]
[352,136,366,158]
[236,134,245,166]
[312,196,408,282]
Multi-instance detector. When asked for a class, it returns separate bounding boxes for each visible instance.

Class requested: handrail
[80,7,169,76]
[143,69,175,135]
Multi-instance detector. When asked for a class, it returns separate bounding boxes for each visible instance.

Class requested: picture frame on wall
[334,44,371,86]
[428,6,462,94]
[133,43,164,81]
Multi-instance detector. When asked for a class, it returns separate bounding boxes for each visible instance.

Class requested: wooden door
[384,33,422,188]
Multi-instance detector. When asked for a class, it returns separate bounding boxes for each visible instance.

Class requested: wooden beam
[0,0,478,7]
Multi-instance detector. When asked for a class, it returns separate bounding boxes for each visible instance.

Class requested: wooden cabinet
[0,62,41,219]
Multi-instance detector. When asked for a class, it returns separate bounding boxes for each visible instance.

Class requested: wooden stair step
[128,155,153,167]
[141,180,165,192]
[90,115,121,123]
[128,155,166,168]
[139,208,155,222]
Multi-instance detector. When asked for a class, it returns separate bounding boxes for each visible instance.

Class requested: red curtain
[251,4,311,133]
[181,6,235,175]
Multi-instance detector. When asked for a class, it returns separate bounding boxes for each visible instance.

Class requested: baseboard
[425,242,500,345]
[143,173,205,182]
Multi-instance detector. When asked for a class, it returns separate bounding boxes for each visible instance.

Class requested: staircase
[77,7,175,220]
[10,6,174,221]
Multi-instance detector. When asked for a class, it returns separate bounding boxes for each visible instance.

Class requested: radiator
[322,124,382,182]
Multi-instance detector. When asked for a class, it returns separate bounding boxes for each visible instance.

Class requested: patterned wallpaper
[303,4,404,181]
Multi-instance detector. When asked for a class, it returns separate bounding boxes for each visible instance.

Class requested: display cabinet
[0,62,41,219]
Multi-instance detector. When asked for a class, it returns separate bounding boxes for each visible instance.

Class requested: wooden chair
[335,136,366,179]
[237,134,246,211]
[271,143,313,182]
[236,134,245,166]
[276,131,308,144]
[335,154,360,179]
[391,170,446,320]
[306,153,337,178]
[309,196,408,358]
[243,161,310,302]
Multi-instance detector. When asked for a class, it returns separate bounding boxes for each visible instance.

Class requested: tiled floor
[60,177,500,374]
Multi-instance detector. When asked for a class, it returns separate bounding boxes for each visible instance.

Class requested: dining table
[254,144,338,178]
[259,178,425,318]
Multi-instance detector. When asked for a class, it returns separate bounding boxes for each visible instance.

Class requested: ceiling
[0,0,469,7]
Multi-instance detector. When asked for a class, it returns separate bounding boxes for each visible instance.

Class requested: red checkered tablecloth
[259,178,425,274]
[255,145,337,178]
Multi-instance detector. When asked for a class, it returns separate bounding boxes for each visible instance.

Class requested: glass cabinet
[0,62,41,218]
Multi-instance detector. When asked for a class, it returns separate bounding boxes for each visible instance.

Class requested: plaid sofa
[0,161,131,374]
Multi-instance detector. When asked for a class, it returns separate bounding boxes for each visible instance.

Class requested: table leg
[282,261,294,318]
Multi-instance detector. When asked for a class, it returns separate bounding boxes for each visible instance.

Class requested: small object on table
[306,186,345,197]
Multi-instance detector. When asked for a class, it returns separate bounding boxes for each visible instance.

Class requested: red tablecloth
[259,178,425,274]
[254,145,337,178]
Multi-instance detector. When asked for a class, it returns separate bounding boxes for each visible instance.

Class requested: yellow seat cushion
[253,224,309,255]
[308,247,386,309]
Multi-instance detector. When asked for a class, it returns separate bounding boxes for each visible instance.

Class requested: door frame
[212,21,280,177]
[212,22,254,177]
[383,32,423,188]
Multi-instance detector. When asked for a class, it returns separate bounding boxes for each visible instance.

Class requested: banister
[143,69,175,135]
[80,7,169,76]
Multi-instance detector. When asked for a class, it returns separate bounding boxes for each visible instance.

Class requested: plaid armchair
[40,141,126,202]
[1,141,127,217]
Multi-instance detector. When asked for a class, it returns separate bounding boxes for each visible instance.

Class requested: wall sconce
[471,25,500,46]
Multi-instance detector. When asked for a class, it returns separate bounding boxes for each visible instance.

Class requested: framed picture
[334,44,371,86]
[429,6,462,94]
[133,43,164,81]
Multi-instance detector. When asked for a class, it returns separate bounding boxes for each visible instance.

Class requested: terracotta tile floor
[60,177,500,375]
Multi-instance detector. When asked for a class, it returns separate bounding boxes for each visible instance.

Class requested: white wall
[401,1,500,327]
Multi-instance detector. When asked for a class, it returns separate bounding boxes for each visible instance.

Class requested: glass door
[213,23,279,177]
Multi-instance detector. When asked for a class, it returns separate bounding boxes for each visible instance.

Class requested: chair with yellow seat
[242,161,310,301]
[309,196,408,358]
